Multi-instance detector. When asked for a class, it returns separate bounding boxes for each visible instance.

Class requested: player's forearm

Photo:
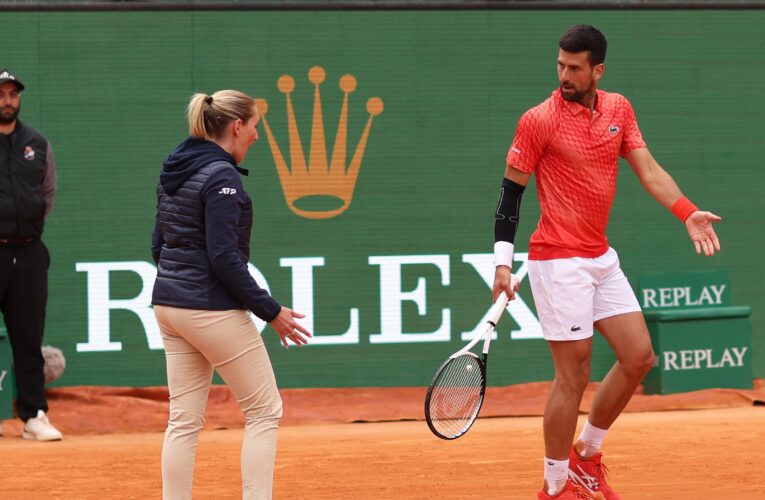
[638,165,684,211]
[638,165,702,223]
[494,177,526,269]
[494,166,531,270]
[627,149,689,212]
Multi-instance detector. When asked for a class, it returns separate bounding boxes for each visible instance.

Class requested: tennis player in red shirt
[492,25,721,499]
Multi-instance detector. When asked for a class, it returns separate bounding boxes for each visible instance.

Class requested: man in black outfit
[0,69,62,441]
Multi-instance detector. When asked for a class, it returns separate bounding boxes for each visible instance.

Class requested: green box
[0,327,15,420]
[638,271,753,394]
[643,306,752,395]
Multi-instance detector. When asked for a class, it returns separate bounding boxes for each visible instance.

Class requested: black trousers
[0,238,49,421]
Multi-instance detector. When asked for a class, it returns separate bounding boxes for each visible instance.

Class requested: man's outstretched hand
[686,210,722,256]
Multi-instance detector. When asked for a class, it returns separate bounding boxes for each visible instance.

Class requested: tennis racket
[424,278,518,440]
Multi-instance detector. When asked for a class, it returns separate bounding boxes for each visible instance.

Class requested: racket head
[424,352,487,440]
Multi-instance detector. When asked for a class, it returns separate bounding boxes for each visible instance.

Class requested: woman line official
[151,90,311,500]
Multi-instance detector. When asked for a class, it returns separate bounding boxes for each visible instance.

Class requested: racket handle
[487,292,510,325]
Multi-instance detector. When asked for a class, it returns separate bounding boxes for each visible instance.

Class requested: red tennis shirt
[506,89,646,260]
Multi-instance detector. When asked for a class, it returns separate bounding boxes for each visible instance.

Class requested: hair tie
[205,95,213,105]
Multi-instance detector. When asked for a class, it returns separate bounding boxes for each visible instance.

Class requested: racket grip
[487,292,510,325]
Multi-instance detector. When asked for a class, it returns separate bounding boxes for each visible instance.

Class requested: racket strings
[428,355,484,438]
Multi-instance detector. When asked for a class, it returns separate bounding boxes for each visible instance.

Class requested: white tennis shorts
[527,247,641,341]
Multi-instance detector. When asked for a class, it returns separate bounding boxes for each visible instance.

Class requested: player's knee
[622,349,655,380]
[640,350,657,376]
[556,355,591,391]
[555,368,590,394]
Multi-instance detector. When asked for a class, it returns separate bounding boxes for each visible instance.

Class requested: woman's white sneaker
[23,410,63,441]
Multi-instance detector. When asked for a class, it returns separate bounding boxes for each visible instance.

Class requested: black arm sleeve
[494,178,525,243]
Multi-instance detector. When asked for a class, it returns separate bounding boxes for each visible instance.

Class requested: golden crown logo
[255,66,383,219]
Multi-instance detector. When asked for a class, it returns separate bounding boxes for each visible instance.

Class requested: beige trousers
[154,306,282,500]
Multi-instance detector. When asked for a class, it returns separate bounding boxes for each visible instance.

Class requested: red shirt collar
[555,88,605,116]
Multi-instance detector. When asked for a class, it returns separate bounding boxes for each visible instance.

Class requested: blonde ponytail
[186,90,256,140]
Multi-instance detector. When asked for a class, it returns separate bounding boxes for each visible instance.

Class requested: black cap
[0,69,25,91]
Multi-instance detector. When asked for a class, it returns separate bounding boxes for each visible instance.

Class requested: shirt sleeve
[203,166,281,322]
[42,142,58,217]
[619,98,647,157]
[506,108,548,173]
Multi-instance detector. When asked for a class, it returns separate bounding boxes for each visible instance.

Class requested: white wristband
[494,241,514,268]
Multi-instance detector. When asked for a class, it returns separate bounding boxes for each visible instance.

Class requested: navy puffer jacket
[151,137,280,322]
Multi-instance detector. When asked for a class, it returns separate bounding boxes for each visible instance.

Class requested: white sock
[577,420,608,458]
[544,457,569,496]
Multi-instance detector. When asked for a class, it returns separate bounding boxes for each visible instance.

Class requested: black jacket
[151,137,281,322]
[0,121,54,239]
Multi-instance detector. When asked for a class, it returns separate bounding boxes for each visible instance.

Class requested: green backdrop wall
[1,9,762,388]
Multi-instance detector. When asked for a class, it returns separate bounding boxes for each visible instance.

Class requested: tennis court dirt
[1,382,764,499]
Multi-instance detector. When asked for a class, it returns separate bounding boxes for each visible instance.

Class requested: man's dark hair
[559,25,607,67]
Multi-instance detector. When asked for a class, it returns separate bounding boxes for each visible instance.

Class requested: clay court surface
[2,382,764,499]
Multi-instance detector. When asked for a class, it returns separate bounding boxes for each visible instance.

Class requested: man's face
[0,82,21,124]
[557,49,603,104]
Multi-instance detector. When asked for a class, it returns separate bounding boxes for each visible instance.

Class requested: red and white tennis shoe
[537,478,605,499]
[568,448,620,499]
